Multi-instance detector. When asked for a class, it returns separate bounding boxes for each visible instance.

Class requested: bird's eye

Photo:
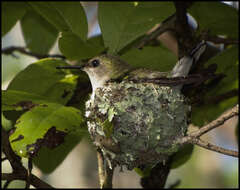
[91,59,100,67]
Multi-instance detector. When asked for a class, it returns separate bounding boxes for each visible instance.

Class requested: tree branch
[200,31,239,45]
[96,148,115,189]
[136,14,176,49]
[102,163,115,188]
[177,104,239,157]
[1,173,53,189]
[189,104,238,138]
[2,129,26,172]
[174,1,196,58]
[189,138,238,157]
[2,46,65,59]
[97,149,106,188]
[1,157,8,162]
[3,180,13,189]
[1,129,54,188]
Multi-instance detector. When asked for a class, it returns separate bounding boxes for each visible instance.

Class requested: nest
[86,81,190,169]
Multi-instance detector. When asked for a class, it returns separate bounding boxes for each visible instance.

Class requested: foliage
[2,1,238,182]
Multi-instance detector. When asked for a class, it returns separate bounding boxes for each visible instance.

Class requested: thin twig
[97,148,115,189]
[2,129,26,172]
[1,129,54,188]
[97,149,105,188]
[2,46,65,59]
[2,173,54,189]
[177,104,239,157]
[202,35,239,45]
[190,138,238,157]
[3,180,13,189]
[189,104,239,138]
[1,157,8,162]
[102,162,115,188]
[136,14,176,49]
[25,158,33,189]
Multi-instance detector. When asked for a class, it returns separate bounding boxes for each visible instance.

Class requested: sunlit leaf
[33,126,88,173]
[2,90,52,111]
[7,58,78,105]
[9,102,85,158]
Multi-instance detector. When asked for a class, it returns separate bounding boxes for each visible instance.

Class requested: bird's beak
[56,65,84,70]
[56,61,88,70]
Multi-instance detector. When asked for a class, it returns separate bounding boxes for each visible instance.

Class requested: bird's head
[57,54,131,91]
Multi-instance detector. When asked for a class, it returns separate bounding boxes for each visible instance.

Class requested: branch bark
[2,46,65,59]
[177,104,239,157]
[136,14,176,49]
[189,138,238,157]
[97,149,114,188]
[1,173,53,189]
[97,149,105,188]
[102,163,114,188]
[200,31,239,45]
[174,2,196,58]
[1,129,54,188]
[188,104,238,139]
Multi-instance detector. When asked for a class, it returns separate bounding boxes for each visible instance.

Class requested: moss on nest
[86,81,190,169]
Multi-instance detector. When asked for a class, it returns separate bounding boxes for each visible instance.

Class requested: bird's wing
[126,68,169,80]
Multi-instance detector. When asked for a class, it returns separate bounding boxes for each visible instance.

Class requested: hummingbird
[56,41,207,169]
[57,41,207,98]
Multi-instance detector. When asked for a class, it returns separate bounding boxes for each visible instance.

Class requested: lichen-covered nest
[86,81,190,169]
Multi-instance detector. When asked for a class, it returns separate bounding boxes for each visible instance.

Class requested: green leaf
[2,2,27,36]
[9,102,86,158]
[121,46,177,72]
[171,144,194,169]
[59,32,105,60]
[33,126,88,173]
[191,46,238,126]
[28,2,69,31]
[50,2,88,41]
[98,2,174,54]
[189,2,238,38]
[2,113,12,131]
[20,10,58,54]
[7,58,78,105]
[2,90,52,111]
[29,2,88,40]
[206,46,238,95]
